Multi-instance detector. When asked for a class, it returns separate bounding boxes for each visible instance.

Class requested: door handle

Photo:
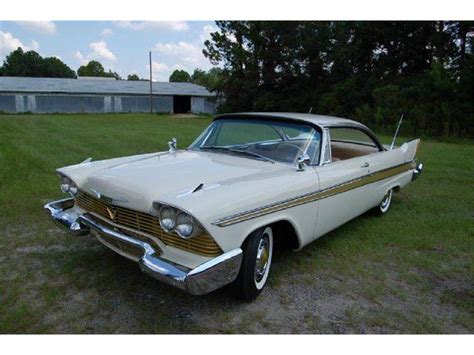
[361,162,370,168]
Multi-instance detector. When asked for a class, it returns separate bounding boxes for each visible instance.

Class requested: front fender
[205,201,318,252]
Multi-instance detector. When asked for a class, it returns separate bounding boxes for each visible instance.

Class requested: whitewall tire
[377,189,393,214]
[231,226,274,301]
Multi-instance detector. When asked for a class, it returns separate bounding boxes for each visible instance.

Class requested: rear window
[330,128,377,147]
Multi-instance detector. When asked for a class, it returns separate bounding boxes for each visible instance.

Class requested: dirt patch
[1,226,472,334]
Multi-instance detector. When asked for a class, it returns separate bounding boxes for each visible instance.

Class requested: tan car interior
[331,141,379,162]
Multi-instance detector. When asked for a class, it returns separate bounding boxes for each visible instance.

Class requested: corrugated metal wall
[0,95,15,112]
[0,93,215,114]
[191,96,216,114]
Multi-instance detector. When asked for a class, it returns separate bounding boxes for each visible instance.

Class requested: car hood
[59,150,292,215]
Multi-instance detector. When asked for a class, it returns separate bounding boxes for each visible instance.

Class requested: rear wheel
[376,189,393,215]
[231,226,273,301]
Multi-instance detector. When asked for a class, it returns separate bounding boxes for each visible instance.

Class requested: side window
[330,128,380,162]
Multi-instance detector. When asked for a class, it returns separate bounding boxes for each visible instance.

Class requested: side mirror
[296,154,311,171]
[168,137,177,153]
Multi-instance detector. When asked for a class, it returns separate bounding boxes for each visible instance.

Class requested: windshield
[190,118,322,165]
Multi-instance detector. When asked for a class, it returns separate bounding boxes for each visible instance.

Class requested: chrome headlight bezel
[59,174,78,197]
[155,203,203,240]
[175,211,201,239]
[158,206,177,232]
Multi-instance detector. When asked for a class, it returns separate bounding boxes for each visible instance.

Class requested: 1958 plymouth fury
[45,113,423,300]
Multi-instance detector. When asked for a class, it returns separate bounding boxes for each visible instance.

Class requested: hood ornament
[168,137,177,153]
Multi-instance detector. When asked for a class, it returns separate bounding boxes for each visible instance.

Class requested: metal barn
[0,77,215,114]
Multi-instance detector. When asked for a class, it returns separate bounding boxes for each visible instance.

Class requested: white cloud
[147,28,225,81]
[147,60,171,81]
[115,21,189,32]
[0,31,39,56]
[15,21,56,35]
[199,24,218,43]
[74,50,87,65]
[153,41,210,69]
[74,40,116,67]
[101,28,113,37]
[30,40,40,51]
[89,40,116,62]
[146,60,195,81]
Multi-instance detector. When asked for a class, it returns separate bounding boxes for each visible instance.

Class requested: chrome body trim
[320,127,332,165]
[168,137,177,153]
[44,198,90,235]
[296,153,311,171]
[213,161,416,227]
[44,198,242,295]
[90,188,129,204]
[412,162,424,181]
[153,201,208,240]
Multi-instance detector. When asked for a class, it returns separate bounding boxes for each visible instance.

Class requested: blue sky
[0,21,219,81]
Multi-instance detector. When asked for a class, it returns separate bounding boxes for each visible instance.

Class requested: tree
[204,21,312,112]
[169,69,191,82]
[77,60,107,77]
[203,21,473,138]
[191,69,206,83]
[127,74,140,81]
[77,60,121,79]
[106,70,122,80]
[42,57,76,78]
[0,47,76,78]
[190,67,223,92]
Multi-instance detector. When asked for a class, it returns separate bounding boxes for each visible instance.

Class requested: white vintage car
[45,113,423,300]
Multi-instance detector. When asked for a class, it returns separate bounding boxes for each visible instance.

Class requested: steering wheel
[274,142,307,164]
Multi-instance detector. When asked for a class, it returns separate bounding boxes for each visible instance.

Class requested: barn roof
[0,76,213,97]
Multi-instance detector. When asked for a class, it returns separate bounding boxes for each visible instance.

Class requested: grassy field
[0,113,472,334]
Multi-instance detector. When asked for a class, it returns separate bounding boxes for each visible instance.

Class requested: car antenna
[390,112,405,150]
[308,107,313,114]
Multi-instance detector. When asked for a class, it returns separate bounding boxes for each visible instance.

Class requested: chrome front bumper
[44,198,242,295]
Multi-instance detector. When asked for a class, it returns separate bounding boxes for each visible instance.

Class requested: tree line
[203,21,473,138]
[0,47,221,86]
[169,67,222,90]
[1,21,472,138]
[0,47,141,81]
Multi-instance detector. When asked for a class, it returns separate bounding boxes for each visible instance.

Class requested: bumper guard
[44,198,242,295]
[412,162,424,181]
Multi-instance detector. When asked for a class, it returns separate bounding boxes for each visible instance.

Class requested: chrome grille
[88,214,160,259]
[75,192,222,257]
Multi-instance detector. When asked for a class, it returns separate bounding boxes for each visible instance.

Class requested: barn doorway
[173,95,191,113]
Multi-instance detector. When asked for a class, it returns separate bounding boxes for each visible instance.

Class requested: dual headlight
[157,204,202,239]
[59,175,78,196]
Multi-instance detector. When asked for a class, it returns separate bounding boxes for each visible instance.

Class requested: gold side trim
[213,161,416,227]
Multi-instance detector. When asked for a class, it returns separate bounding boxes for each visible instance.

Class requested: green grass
[0,113,472,334]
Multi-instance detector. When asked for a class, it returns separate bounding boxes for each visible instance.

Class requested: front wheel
[231,226,273,301]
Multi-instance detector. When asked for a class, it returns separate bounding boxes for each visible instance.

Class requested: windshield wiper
[228,148,275,163]
[199,146,274,163]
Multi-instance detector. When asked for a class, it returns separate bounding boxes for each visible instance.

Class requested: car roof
[214,112,367,130]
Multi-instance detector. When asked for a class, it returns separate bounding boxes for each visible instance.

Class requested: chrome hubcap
[255,236,270,283]
[381,190,392,210]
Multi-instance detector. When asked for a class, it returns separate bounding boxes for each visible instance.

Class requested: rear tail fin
[399,139,420,162]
